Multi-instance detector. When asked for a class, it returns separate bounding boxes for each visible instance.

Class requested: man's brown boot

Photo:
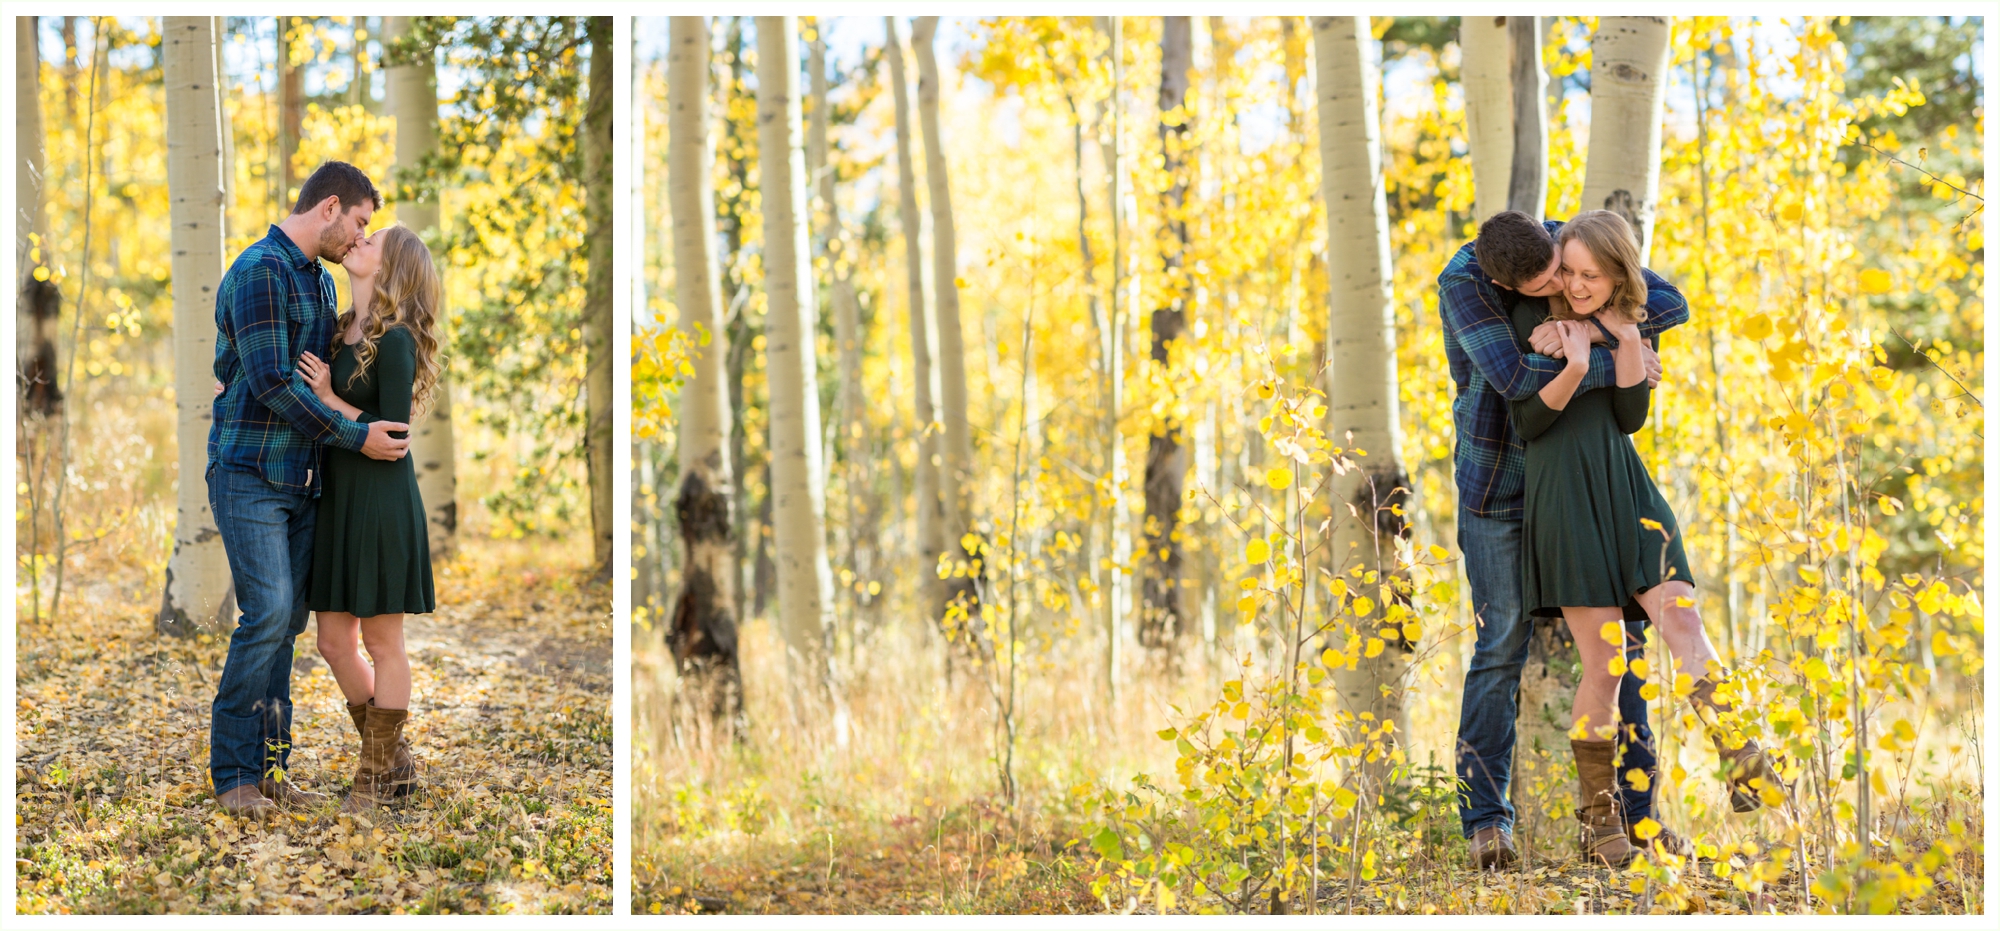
[1689,673,1785,813]
[349,699,418,799]
[1572,739,1638,868]
[218,783,278,820]
[341,704,410,814]
[1470,825,1517,871]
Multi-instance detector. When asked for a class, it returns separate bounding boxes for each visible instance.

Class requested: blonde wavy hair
[1549,210,1649,326]
[339,225,443,419]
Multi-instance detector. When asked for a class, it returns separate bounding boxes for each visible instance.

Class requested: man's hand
[361,420,412,461]
[1531,319,1611,358]
[1640,343,1663,388]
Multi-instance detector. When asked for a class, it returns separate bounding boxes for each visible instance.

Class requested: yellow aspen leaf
[1600,621,1623,645]
[1428,544,1449,560]
[1266,467,1293,490]
[1858,268,1892,293]
[1231,702,1250,720]
[1630,657,1651,679]
[1738,313,1774,340]
[1246,539,1270,565]
[1639,682,1661,701]
[1364,638,1385,658]
[1257,382,1275,400]
[1607,655,1628,677]
[1352,596,1375,617]
[1627,771,1653,793]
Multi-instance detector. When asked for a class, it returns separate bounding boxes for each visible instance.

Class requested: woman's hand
[1601,315,1642,344]
[1557,321,1594,366]
[298,351,335,401]
[213,380,225,397]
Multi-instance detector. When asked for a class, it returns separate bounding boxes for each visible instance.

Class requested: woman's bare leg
[1635,581,1722,685]
[315,611,374,705]
[359,614,410,710]
[1564,607,1629,741]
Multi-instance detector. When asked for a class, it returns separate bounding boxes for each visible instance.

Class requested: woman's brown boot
[342,704,410,814]
[1572,739,1639,868]
[1689,672,1784,813]
[349,699,419,799]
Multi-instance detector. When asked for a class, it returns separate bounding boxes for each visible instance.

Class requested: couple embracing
[1440,209,1786,868]
[206,161,442,818]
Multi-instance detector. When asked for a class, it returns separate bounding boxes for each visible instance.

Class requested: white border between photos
[4,2,1996,928]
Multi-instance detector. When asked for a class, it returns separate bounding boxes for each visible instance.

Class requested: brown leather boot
[1470,824,1517,871]
[218,783,278,820]
[1572,739,1638,867]
[1689,673,1785,813]
[349,699,418,799]
[341,704,410,814]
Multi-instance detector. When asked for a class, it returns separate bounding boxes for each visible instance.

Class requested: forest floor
[14,536,613,914]
[633,621,1983,916]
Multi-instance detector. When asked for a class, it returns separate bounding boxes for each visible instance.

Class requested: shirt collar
[266,224,321,271]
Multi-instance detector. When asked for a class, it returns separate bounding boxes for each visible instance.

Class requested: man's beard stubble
[318,223,353,263]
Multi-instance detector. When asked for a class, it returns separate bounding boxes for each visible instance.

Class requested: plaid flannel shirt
[1438,219,1689,520]
[208,224,369,495]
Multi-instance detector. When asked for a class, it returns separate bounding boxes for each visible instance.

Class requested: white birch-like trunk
[807,24,863,474]
[1580,16,1672,261]
[159,16,236,635]
[212,17,233,240]
[1312,15,1411,761]
[756,16,845,735]
[667,15,744,740]
[385,15,459,561]
[885,17,947,608]
[1460,15,1514,224]
[910,16,972,536]
[1100,14,1131,706]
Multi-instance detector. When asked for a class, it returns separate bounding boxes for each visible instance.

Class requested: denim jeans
[1454,509,1658,837]
[207,464,316,795]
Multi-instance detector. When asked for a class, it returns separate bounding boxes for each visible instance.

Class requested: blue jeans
[1454,510,1657,837]
[207,464,316,794]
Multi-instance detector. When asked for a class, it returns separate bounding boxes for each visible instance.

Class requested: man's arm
[227,262,370,451]
[1637,267,1689,338]
[1437,266,1621,401]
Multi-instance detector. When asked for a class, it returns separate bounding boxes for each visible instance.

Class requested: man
[1439,210,1690,869]
[208,161,412,818]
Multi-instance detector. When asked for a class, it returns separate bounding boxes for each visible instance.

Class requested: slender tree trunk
[1505,16,1548,219]
[807,22,868,645]
[279,16,303,203]
[159,16,237,637]
[18,16,62,417]
[717,17,755,629]
[213,17,234,241]
[581,16,615,580]
[1580,16,1672,260]
[385,15,459,562]
[668,15,745,742]
[1100,14,1131,707]
[756,16,846,739]
[61,17,78,118]
[910,17,974,550]
[885,17,948,622]
[1139,16,1193,654]
[1460,15,1514,224]
[1312,15,1411,774]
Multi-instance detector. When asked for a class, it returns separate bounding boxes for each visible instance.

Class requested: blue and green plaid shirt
[208,224,369,495]
[1437,219,1689,520]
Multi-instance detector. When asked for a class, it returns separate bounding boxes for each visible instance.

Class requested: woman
[1511,211,1781,867]
[298,225,444,814]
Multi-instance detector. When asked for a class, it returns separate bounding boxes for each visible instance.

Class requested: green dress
[309,325,435,616]
[1508,300,1691,619]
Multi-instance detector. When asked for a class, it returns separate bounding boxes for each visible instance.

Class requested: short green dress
[1508,300,1691,619]
[308,325,435,616]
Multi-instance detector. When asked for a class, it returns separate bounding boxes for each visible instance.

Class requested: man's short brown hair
[1473,210,1555,289]
[291,160,382,215]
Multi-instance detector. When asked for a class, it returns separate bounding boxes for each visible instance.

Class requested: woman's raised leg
[315,611,374,705]
[1633,581,1721,685]
[1635,580,1783,812]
